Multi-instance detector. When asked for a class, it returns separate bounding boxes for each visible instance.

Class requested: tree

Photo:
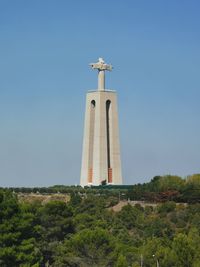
[0,191,42,267]
[158,175,185,192]
[37,201,74,265]
[54,228,116,267]
[157,201,176,213]
[115,254,128,267]
[172,233,194,267]
[117,204,142,230]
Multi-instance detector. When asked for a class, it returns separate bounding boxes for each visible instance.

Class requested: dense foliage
[127,174,200,203]
[1,175,200,266]
[5,174,200,203]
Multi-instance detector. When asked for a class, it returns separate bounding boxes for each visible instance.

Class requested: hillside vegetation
[0,174,200,267]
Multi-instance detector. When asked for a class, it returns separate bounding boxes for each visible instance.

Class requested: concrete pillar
[80,58,123,186]
[98,70,105,91]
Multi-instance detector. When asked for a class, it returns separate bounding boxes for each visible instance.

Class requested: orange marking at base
[88,168,93,183]
[108,168,112,183]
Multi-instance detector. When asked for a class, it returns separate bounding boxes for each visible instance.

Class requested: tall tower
[80,58,122,186]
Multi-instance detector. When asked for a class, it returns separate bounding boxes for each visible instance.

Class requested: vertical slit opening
[106,100,112,183]
[88,100,95,183]
[106,100,111,169]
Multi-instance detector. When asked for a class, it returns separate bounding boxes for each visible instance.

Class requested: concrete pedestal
[80,89,122,186]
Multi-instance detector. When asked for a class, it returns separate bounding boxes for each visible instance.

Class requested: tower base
[80,90,122,186]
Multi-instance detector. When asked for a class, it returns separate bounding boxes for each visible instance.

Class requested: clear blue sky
[0,0,200,187]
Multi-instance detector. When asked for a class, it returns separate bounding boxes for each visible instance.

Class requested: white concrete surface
[80,59,122,186]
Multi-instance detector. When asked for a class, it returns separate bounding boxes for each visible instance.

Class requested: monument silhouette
[80,58,122,186]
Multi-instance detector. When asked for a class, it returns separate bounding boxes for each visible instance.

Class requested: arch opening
[91,100,95,108]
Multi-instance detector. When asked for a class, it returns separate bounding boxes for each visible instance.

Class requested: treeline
[127,174,200,203]
[3,174,200,203]
[1,188,200,266]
